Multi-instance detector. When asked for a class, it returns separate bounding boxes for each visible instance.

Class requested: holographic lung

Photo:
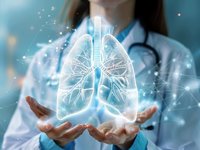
[57,17,138,122]
[98,34,138,121]
[57,35,94,120]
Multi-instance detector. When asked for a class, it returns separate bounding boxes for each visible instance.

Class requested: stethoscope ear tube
[128,43,160,66]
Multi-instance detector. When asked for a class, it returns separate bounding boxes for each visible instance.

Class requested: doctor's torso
[31,18,195,149]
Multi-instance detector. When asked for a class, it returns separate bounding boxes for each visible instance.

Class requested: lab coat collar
[62,18,88,56]
[122,21,146,75]
[68,17,146,50]
[121,20,146,51]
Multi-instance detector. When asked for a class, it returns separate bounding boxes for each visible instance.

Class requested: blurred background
[0,0,199,148]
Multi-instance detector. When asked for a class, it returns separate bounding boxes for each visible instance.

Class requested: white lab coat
[2,18,200,150]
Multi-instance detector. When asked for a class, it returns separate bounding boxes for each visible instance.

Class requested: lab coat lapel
[62,18,88,58]
[121,21,147,76]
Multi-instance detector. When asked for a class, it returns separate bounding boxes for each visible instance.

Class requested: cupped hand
[86,106,157,150]
[26,96,86,147]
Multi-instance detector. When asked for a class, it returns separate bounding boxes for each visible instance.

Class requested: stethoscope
[128,29,160,67]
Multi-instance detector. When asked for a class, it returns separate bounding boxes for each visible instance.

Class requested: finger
[62,124,86,139]
[105,132,125,144]
[98,122,113,134]
[37,121,72,139]
[26,96,52,116]
[46,122,72,138]
[86,124,105,142]
[113,127,125,135]
[37,120,54,133]
[137,106,157,117]
[70,127,85,139]
[99,128,110,134]
[136,106,157,124]
[26,97,45,118]
[26,96,47,118]
[103,125,138,145]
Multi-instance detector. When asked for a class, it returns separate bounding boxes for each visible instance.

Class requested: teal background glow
[0,0,200,148]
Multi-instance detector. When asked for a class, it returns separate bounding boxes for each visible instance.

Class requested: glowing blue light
[173,70,180,79]
[154,71,158,76]
[184,86,190,91]
[186,63,192,69]
[164,116,168,121]
[172,94,177,100]
[152,121,157,126]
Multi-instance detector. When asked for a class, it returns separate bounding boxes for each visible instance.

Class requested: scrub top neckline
[86,17,136,43]
[116,20,136,43]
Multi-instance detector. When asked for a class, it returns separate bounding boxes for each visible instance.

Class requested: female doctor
[3,0,200,150]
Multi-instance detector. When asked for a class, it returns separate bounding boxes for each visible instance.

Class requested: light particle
[177,12,181,17]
